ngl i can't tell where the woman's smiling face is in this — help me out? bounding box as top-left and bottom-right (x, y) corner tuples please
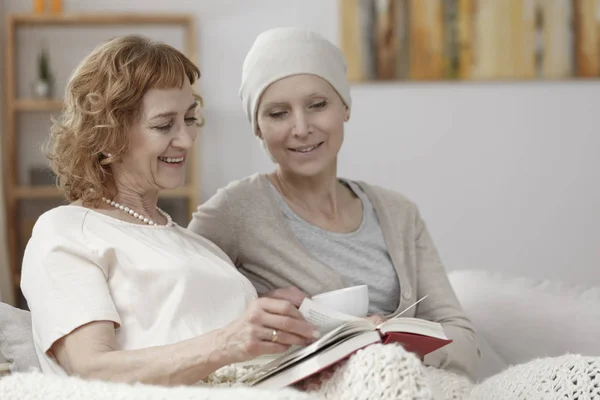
(256, 74), (349, 177)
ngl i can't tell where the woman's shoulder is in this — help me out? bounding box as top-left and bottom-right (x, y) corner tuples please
(33, 205), (93, 237)
(25, 205), (102, 262)
(218, 173), (266, 192)
(350, 179), (419, 212)
(209, 173), (271, 206)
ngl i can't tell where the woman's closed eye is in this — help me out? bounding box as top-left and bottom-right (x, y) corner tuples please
(268, 110), (287, 119)
(153, 123), (173, 132)
(310, 100), (327, 109)
(153, 117), (197, 132)
(184, 116), (198, 126)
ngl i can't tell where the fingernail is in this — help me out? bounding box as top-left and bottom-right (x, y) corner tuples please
(312, 330), (321, 339)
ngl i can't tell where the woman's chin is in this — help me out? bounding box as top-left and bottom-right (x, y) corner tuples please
(157, 180), (186, 192)
(280, 157), (335, 178)
(285, 164), (332, 178)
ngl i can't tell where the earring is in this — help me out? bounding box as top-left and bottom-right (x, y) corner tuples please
(107, 153), (113, 158)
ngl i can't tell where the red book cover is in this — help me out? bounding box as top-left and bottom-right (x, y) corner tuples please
(382, 332), (453, 359)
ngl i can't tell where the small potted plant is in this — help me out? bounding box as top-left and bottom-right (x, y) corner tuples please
(33, 46), (54, 98)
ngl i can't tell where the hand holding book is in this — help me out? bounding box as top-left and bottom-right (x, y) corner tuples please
(214, 297), (319, 366)
(238, 295), (452, 388)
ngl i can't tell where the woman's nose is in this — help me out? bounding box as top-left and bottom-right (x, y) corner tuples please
(173, 124), (196, 149)
(291, 111), (311, 137)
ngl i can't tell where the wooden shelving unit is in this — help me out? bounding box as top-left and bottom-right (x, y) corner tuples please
(3, 13), (200, 307)
(12, 185), (193, 199)
(13, 99), (63, 111)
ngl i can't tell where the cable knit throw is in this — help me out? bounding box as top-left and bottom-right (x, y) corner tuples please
(1, 346), (599, 400)
(0, 344), (450, 400)
(306, 344), (437, 400)
(196, 343), (445, 400)
(0, 371), (319, 400)
(468, 354), (600, 400)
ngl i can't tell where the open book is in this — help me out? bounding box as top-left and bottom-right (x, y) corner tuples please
(237, 297), (452, 389)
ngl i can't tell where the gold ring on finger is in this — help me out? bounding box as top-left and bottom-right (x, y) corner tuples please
(271, 329), (279, 343)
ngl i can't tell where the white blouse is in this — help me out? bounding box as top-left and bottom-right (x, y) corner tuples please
(21, 205), (258, 375)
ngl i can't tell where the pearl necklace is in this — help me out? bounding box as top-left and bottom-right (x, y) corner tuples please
(102, 197), (173, 226)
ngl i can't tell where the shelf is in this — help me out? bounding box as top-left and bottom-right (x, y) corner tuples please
(14, 186), (63, 199)
(13, 186), (193, 199)
(11, 13), (193, 26)
(14, 99), (63, 112)
(4, 12), (199, 307)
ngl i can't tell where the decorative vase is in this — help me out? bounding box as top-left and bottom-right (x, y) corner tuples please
(33, 80), (52, 99)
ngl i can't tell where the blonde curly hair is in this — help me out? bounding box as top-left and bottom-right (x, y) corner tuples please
(45, 34), (203, 206)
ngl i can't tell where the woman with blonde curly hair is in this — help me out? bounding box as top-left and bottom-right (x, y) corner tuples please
(20, 34), (320, 387)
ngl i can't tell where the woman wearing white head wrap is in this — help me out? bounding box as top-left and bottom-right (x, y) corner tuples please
(189, 27), (480, 396)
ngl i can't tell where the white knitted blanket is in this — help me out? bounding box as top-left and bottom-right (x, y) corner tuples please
(0, 344), (458, 400)
(0, 370), (318, 400)
(1, 345), (598, 400)
(468, 353), (600, 400)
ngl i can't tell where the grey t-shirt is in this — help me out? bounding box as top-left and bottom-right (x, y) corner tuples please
(269, 180), (401, 315)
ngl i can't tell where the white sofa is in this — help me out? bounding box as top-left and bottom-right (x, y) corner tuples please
(447, 269), (600, 382)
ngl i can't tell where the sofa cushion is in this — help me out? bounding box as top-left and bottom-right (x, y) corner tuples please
(449, 270), (600, 381)
(0, 302), (40, 373)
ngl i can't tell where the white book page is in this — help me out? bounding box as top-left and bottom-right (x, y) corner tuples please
(298, 298), (365, 334)
(383, 295), (429, 323)
(378, 317), (448, 339)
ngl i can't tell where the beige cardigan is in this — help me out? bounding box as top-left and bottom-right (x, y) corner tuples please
(188, 173), (480, 380)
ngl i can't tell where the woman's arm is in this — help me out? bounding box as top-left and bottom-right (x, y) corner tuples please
(413, 211), (481, 380)
(52, 298), (318, 386)
(52, 321), (225, 386)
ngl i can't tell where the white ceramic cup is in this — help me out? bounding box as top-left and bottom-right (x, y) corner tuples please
(311, 284), (369, 317)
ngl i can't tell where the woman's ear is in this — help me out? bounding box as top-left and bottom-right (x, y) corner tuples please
(344, 106), (350, 122)
(99, 152), (113, 166)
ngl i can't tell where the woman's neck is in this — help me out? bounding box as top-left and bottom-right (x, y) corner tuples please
(272, 166), (344, 219)
(111, 185), (163, 224)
